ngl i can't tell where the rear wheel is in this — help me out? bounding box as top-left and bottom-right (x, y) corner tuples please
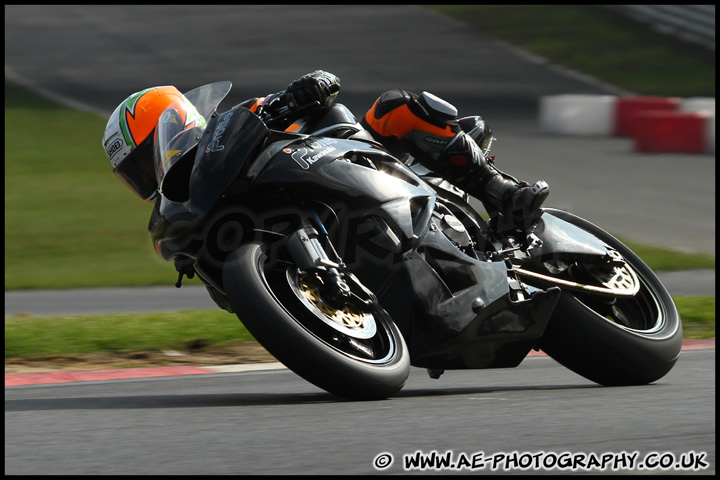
(532, 209), (683, 386)
(222, 241), (410, 400)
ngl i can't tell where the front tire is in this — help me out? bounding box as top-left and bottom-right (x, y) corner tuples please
(222, 241), (410, 400)
(537, 209), (683, 386)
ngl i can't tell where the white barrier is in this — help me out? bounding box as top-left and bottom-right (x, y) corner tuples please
(681, 97), (715, 153)
(680, 97), (715, 114)
(539, 94), (616, 136)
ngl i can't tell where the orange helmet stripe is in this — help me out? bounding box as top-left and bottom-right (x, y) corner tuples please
(121, 86), (184, 147)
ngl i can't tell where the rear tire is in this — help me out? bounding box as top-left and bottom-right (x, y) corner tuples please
(537, 209), (683, 386)
(223, 241), (410, 400)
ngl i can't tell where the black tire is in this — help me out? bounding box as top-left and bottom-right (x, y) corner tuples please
(222, 241), (410, 400)
(537, 208), (683, 386)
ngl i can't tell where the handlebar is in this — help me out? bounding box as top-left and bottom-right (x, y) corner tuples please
(264, 100), (323, 127)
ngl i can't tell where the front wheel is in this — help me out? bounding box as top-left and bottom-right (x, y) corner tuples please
(535, 209), (683, 386)
(222, 241), (410, 400)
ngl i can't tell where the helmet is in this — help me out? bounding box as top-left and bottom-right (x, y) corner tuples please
(102, 86), (188, 202)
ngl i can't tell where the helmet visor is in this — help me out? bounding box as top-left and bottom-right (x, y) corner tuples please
(113, 136), (157, 201)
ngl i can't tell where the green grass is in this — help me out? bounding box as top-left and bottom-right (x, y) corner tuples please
(4, 83), (197, 289)
(674, 297), (716, 339)
(5, 297), (714, 360)
(617, 238), (715, 271)
(430, 5), (715, 97)
(4, 310), (253, 359)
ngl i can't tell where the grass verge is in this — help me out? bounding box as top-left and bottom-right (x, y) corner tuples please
(616, 238), (714, 271)
(5, 297), (714, 361)
(4, 310), (252, 359)
(673, 297), (716, 339)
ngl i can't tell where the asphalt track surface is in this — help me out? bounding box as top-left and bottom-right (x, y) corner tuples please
(5, 5), (716, 475)
(5, 350), (715, 475)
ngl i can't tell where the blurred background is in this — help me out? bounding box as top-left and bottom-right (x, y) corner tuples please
(5, 5), (715, 290)
(5, 6), (714, 113)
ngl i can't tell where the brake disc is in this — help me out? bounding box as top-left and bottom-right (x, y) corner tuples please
(291, 271), (378, 339)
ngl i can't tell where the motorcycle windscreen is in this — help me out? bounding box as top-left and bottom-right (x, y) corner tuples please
(154, 82), (232, 188)
(182, 81), (231, 119)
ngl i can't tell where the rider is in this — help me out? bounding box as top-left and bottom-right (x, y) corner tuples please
(102, 70), (548, 229)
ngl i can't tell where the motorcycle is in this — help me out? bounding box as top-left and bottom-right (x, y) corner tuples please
(148, 81), (682, 400)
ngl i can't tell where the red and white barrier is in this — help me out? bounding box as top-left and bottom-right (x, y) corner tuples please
(539, 94), (715, 154)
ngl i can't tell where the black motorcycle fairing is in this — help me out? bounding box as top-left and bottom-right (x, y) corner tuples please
(150, 106), (268, 262)
(410, 223), (560, 368)
(189, 106), (269, 216)
(363, 216), (561, 370)
(251, 136), (438, 249)
(254, 103), (377, 175)
(524, 212), (616, 270)
(295, 103), (364, 137)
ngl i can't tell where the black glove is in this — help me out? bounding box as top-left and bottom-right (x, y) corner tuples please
(285, 71), (340, 111)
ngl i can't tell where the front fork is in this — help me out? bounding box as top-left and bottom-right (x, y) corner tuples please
(286, 220), (377, 313)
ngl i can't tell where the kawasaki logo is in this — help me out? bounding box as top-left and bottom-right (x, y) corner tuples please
(286, 138), (338, 169)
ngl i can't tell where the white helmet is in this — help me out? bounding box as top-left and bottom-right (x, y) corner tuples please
(102, 85), (194, 202)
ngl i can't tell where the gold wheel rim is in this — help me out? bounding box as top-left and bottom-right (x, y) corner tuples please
(294, 272), (377, 339)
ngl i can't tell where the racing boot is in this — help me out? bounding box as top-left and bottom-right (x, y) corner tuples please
(438, 130), (549, 232)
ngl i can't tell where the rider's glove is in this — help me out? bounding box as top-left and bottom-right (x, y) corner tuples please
(285, 71), (340, 111)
